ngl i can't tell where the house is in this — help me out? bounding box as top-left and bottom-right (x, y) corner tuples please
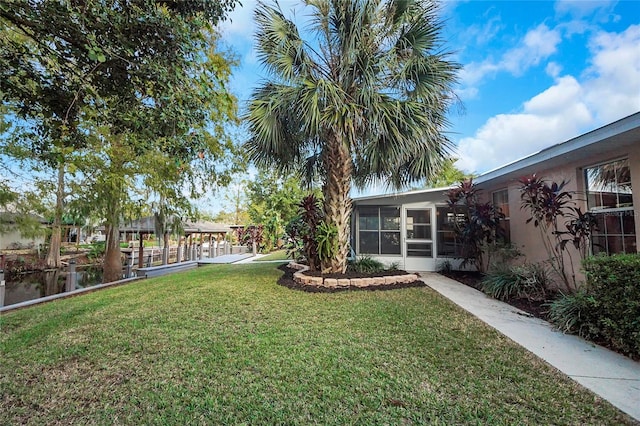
(0, 212), (48, 250)
(351, 112), (640, 272)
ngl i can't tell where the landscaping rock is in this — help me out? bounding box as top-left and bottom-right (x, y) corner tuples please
(324, 278), (337, 288)
(337, 279), (350, 288)
(277, 264), (426, 293)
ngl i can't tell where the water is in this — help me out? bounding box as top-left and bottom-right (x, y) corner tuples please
(3, 265), (105, 307)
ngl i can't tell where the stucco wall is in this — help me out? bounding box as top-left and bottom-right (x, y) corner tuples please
(479, 142), (639, 288)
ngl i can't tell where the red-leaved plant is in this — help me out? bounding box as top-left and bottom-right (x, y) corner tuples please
(518, 174), (597, 292)
(446, 179), (505, 273)
(236, 225), (264, 252)
(284, 194), (323, 271)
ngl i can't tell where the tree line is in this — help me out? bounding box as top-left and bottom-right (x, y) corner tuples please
(0, 0), (242, 282)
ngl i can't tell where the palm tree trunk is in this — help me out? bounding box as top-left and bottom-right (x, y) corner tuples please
(322, 135), (352, 273)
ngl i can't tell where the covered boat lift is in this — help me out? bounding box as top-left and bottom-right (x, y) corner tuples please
(117, 216), (239, 268)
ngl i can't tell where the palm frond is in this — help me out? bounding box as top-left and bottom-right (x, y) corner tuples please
(254, 2), (316, 82)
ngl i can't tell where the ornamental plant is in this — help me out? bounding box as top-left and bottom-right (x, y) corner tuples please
(548, 253), (640, 358)
(237, 225), (264, 252)
(518, 174), (598, 292)
(446, 179), (505, 273)
(284, 195), (323, 271)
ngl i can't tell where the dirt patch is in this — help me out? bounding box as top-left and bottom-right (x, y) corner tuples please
(277, 264), (426, 293)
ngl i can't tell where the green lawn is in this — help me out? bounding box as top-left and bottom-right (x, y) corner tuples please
(254, 249), (290, 261)
(0, 263), (632, 424)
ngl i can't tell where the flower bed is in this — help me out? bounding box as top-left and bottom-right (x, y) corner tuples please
(287, 261), (422, 291)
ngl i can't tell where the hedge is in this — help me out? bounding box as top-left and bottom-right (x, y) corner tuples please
(580, 253), (640, 358)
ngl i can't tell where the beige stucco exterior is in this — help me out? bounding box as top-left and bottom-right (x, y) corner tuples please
(475, 114), (639, 287)
(481, 144), (639, 253)
(478, 145), (638, 287)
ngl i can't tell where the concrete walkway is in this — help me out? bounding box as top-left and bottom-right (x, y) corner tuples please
(197, 254), (254, 264)
(420, 272), (640, 421)
(235, 254), (290, 264)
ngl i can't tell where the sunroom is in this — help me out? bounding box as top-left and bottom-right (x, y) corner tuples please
(351, 187), (462, 272)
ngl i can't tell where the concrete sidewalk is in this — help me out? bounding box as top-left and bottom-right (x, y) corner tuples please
(421, 272), (640, 422)
(197, 254), (254, 264)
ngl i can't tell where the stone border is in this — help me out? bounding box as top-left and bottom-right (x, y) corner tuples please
(289, 261), (419, 290)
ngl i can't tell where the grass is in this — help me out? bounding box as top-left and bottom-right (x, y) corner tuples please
(254, 249), (289, 261)
(0, 263), (633, 424)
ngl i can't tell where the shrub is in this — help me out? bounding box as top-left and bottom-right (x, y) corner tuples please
(518, 174), (597, 292)
(237, 225), (265, 252)
(547, 290), (595, 334)
(315, 221), (338, 266)
(481, 263), (549, 301)
(348, 256), (385, 274)
(87, 242), (106, 261)
(583, 254), (640, 357)
(436, 259), (453, 274)
(486, 242), (522, 273)
(385, 261), (400, 272)
(547, 254), (640, 358)
(284, 217), (306, 262)
(446, 179), (505, 273)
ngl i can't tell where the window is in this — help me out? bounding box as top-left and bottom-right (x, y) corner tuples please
(492, 189), (511, 242)
(405, 209), (431, 240)
(357, 206), (401, 255)
(436, 207), (465, 257)
(585, 158), (635, 254)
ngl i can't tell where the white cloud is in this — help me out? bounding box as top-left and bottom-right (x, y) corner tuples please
(545, 61), (562, 78)
(218, 2), (256, 39)
(455, 86), (479, 100)
(524, 75), (583, 114)
(503, 24), (562, 74)
(459, 61), (499, 88)
(554, 0), (620, 37)
(554, 0), (617, 20)
(458, 13), (505, 47)
(583, 24), (640, 123)
(455, 77), (591, 173)
(455, 24), (640, 175)
(460, 24), (561, 88)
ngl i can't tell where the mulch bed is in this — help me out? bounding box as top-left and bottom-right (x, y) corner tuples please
(277, 264), (426, 293)
(440, 270), (551, 321)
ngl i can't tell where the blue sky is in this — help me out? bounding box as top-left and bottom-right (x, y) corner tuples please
(218, 0), (640, 187)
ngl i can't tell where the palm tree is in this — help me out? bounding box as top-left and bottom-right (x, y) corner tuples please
(245, 0), (460, 273)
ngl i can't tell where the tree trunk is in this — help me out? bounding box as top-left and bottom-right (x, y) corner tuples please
(101, 139), (128, 283)
(45, 164), (65, 269)
(322, 134), (353, 273)
(103, 188), (122, 283)
(103, 222), (122, 283)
